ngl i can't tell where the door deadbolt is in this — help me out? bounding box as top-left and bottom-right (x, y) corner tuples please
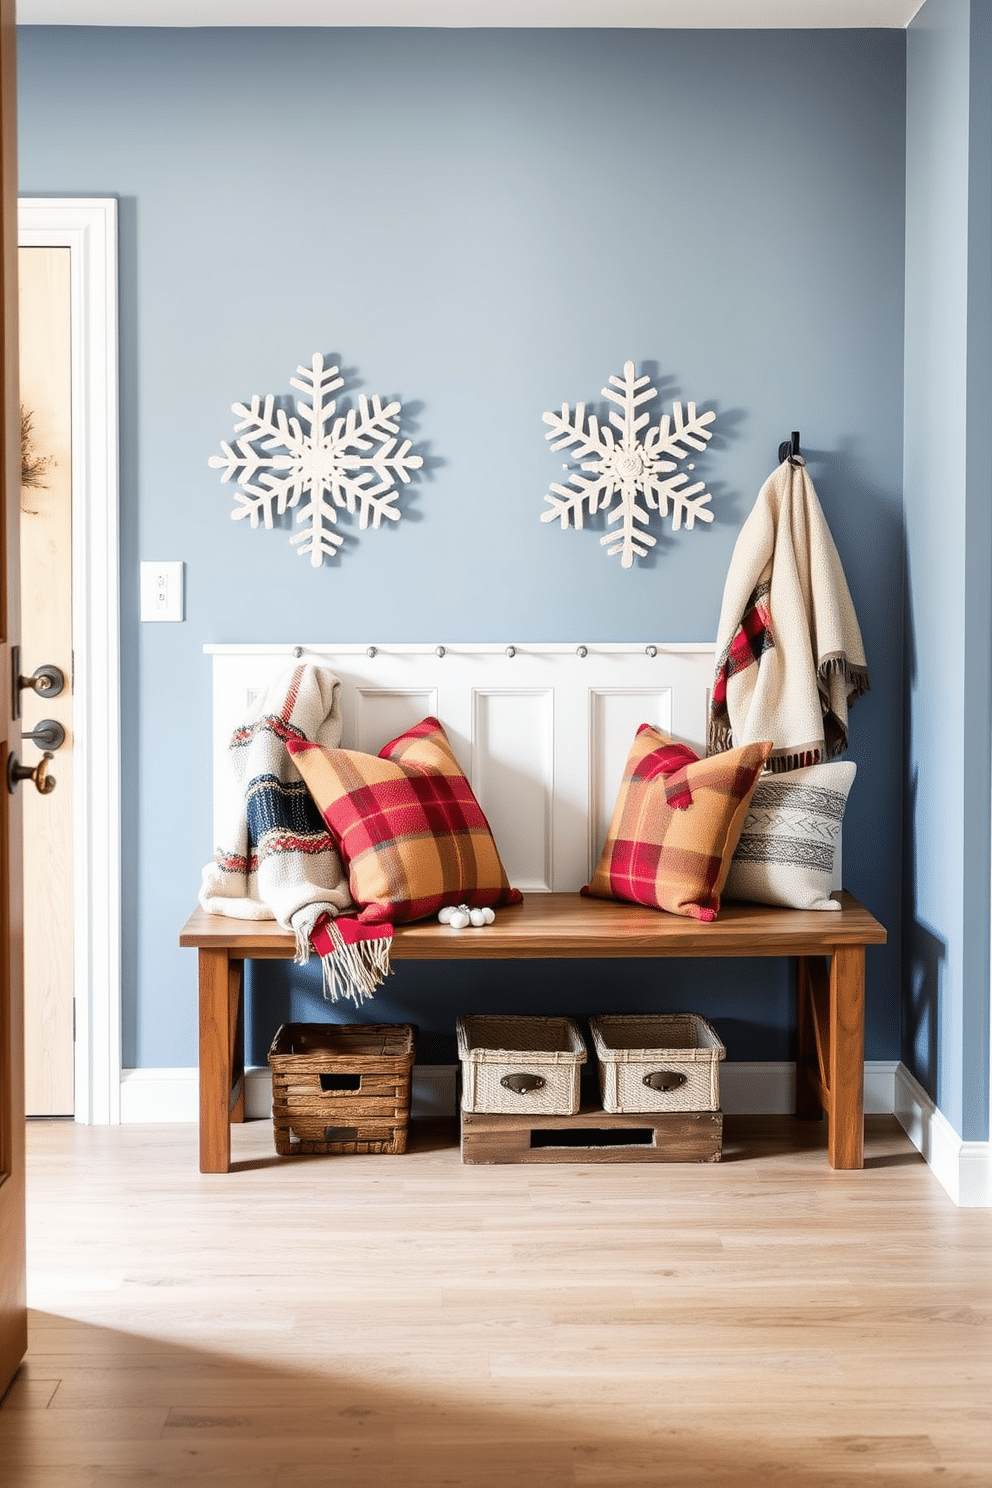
(18, 663), (66, 701)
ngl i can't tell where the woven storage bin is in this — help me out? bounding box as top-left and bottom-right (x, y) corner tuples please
(590, 1013), (725, 1114)
(457, 1014), (586, 1115)
(267, 1022), (416, 1156)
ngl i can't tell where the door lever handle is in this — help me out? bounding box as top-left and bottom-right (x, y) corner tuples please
(21, 719), (66, 751)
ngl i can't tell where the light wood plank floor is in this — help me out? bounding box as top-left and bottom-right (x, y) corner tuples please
(2, 1115), (991, 1486)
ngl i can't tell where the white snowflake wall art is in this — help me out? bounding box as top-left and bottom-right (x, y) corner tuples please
(540, 361), (717, 569)
(209, 353), (423, 567)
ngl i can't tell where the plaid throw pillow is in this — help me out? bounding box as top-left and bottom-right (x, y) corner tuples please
(582, 725), (772, 921)
(287, 717), (522, 926)
(723, 761), (856, 911)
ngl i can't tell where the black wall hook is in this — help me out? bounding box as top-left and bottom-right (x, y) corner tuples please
(778, 430), (802, 464)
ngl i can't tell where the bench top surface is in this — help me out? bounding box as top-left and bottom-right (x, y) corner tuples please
(180, 891), (886, 961)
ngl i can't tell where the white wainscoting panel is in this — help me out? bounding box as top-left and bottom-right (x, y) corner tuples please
(590, 688), (674, 875)
(205, 642), (716, 891)
(354, 688), (437, 755)
(472, 689), (554, 891)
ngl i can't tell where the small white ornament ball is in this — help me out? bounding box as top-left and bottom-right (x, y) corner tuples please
(438, 905), (455, 924)
(481, 907), (496, 925)
(469, 908), (487, 927)
(448, 908), (471, 929)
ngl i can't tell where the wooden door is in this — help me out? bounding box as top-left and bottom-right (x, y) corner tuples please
(0, 0), (27, 1397)
(18, 245), (74, 1116)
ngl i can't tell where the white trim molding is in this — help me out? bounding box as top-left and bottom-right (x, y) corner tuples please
(120, 1061), (900, 1125)
(895, 1064), (992, 1208)
(718, 1060), (899, 1117)
(19, 198), (121, 1125)
(14, 3), (928, 33)
(120, 1064), (457, 1125)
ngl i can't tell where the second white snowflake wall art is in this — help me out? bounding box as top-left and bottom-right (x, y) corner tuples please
(209, 353), (423, 567)
(540, 361), (717, 569)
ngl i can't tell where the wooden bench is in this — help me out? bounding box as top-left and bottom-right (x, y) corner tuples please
(180, 890), (886, 1175)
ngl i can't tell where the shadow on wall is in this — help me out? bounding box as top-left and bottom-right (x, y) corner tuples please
(245, 955), (794, 1069)
(812, 439), (903, 909)
(905, 910), (945, 1102)
(901, 522), (946, 1105)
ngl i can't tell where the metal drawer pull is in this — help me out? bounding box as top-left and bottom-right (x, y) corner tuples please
(643, 1070), (688, 1092)
(500, 1072), (545, 1094)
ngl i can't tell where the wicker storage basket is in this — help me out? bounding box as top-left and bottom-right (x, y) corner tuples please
(589, 1013), (725, 1114)
(267, 1022), (416, 1156)
(457, 1014), (587, 1115)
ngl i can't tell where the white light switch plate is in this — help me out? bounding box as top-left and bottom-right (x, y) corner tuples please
(140, 561), (184, 622)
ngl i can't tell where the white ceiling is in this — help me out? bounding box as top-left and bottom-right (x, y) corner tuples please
(15, 1), (926, 28)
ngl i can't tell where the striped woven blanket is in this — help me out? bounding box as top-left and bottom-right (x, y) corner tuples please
(198, 663), (356, 986)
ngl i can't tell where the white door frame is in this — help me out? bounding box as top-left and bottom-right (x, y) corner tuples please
(18, 198), (121, 1124)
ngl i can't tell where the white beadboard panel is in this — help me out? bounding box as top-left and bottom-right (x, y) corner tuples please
(205, 643), (717, 877)
(589, 688), (674, 879)
(354, 688), (437, 755)
(472, 689), (554, 891)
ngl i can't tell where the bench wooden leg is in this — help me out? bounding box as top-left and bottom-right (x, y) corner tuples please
(229, 959), (245, 1125)
(827, 943), (865, 1170)
(796, 957), (824, 1121)
(198, 948), (244, 1173)
(796, 949), (866, 1169)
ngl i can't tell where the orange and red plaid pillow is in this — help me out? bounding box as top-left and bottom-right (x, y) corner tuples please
(582, 725), (772, 921)
(287, 717), (522, 926)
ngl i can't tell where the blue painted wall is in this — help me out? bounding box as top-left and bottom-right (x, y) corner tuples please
(17, 27), (906, 1073)
(904, 0), (991, 1141)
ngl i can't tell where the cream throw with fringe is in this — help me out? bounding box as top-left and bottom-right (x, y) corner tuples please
(709, 459), (869, 772)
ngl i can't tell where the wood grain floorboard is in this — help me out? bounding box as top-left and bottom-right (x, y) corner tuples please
(1, 1114), (989, 1486)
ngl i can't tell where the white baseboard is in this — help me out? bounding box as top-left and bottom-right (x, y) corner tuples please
(119, 1064), (458, 1125)
(119, 1061), (898, 1124)
(894, 1064), (992, 1208)
(119, 1066), (200, 1123)
(717, 1059), (898, 1116)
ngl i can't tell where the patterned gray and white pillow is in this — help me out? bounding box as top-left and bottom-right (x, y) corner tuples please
(722, 761), (856, 912)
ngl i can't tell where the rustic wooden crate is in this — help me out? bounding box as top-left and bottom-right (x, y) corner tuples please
(461, 1105), (722, 1164)
(590, 1013), (726, 1113)
(267, 1022), (416, 1157)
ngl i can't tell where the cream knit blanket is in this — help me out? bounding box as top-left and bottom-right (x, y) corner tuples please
(709, 458), (869, 772)
(198, 663), (353, 965)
